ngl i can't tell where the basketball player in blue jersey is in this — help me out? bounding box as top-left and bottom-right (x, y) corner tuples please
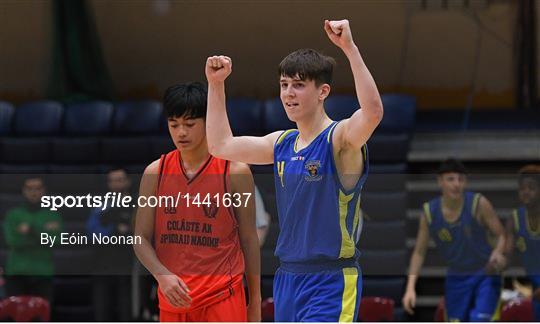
(403, 159), (507, 321)
(506, 165), (540, 321)
(205, 19), (383, 322)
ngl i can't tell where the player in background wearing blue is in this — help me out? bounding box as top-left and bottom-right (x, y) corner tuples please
(506, 165), (540, 321)
(403, 159), (507, 321)
(205, 19), (383, 322)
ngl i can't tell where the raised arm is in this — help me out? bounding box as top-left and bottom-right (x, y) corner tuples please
(324, 20), (383, 151)
(205, 56), (281, 165)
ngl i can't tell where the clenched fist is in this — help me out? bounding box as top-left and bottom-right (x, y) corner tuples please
(205, 55), (232, 84)
(324, 19), (355, 51)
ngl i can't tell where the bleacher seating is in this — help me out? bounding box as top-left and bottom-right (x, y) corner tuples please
(0, 101), (14, 135)
(358, 296), (395, 321)
(0, 296), (51, 321)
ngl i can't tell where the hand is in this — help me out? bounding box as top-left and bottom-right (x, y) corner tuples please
(205, 55), (232, 84)
(17, 223), (30, 234)
(247, 299), (261, 322)
(402, 289), (416, 315)
(44, 221), (60, 231)
(156, 273), (192, 308)
(534, 287), (540, 302)
(485, 251), (507, 274)
(324, 19), (355, 51)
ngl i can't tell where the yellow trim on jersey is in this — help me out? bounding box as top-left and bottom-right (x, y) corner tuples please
(352, 197), (361, 242)
(525, 209), (540, 236)
(293, 134), (301, 153)
(276, 129), (296, 146)
(277, 161), (285, 188)
(338, 190), (355, 258)
(339, 267), (358, 322)
(423, 202), (432, 225)
(326, 122), (339, 143)
(472, 193), (481, 217)
(512, 209), (520, 233)
(362, 145), (367, 161)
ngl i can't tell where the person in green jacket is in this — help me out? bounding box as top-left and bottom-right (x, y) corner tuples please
(3, 177), (62, 303)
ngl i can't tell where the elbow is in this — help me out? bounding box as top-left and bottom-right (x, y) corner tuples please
(370, 101), (384, 125)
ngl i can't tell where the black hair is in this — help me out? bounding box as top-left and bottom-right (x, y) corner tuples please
(278, 49), (336, 86)
(163, 82), (207, 119)
(518, 165), (540, 185)
(437, 158), (467, 175)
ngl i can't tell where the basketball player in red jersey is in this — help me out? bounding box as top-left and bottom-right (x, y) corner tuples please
(134, 82), (261, 322)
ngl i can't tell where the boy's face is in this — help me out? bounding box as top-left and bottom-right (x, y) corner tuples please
(22, 178), (45, 204)
(107, 169), (130, 193)
(437, 172), (466, 200)
(279, 75), (329, 122)
(519, 177), (540, 207)
(167, 116), (206, 152)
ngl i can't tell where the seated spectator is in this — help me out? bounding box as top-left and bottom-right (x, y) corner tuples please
(3, 177), (62, 304)
(86, 167), (135, 321)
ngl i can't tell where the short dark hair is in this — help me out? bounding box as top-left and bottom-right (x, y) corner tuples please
(163, 82), (207, 119)
(437, 158), (467, 175)
(518, 164), (540, 185)
(278, 49), (336, 86)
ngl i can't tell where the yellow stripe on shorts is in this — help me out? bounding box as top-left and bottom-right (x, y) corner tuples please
(339, 267), (358, 322)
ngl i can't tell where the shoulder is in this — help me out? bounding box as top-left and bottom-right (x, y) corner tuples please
(4, 207), (24, 220)
(274, 129), (298, 147)
(143, 158), (162, 175)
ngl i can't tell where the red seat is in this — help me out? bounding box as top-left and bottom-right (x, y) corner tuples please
(500, 298), (534, 322)
(359, 296), (394, 321)
(0, 296), (50, 322)
(261, 297), (274, 322)
(434, 297), (445, 322)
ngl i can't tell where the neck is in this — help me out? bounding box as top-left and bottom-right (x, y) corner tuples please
(179, 142), (209, 172)
(295, 105), (332, 142)
(441, 194), (463, 210)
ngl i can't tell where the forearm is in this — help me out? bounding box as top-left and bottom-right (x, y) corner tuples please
(133, 237), (171, 280)
(492, 234), (506, 255)
(343, 45), (383, 120)
(406, 251), (425, 291)
(241, 234), (261, 303)
(207, 82), (234, 157)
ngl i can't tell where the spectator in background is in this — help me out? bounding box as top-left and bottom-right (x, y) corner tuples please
(505, 164), (540, 321)
(86, 167), (135, 321)
(403, 159), (506, 321)
(254, 186), (271, 246)
(3, 177), (62, 304)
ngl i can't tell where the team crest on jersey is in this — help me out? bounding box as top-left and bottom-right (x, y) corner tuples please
(304, 160), (322, 181)
(164, 206), (177, 214)
(516, 236), (527, 252)
(202, 199), (219, 218)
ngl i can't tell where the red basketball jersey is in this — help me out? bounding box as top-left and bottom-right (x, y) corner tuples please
(154, 150), (245, 313)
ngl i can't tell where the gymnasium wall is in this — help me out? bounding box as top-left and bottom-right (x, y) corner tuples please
(0, 0), (521, 109)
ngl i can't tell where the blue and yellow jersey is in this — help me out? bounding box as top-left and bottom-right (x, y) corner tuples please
(273, 121), (368, 265)
(512, 207), (540, 284)
(423, 191), (492, 273)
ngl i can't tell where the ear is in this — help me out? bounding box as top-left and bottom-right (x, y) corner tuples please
(319, 84), (331, 101)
